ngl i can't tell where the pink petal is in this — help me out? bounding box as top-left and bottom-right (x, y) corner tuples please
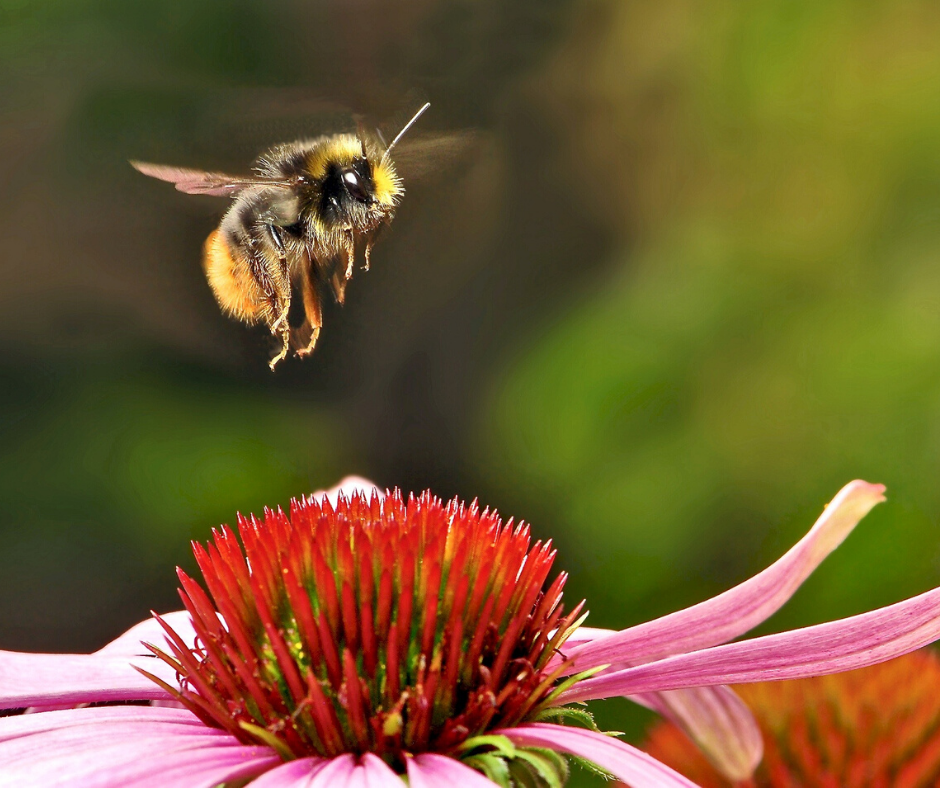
(0, 717), (278, 787)
(308, 754), (357, 786)
(0, 705), (206, 742)
(407, 754), (499, 788)
(564, 480), (886, 672)
(0, 649), (178, 709)
(95, 611), (198, 656)
(497, 723), (699, 788)
(632, 687), (761, 782)
(249, 757), (330, 787)
(562, 584), (940, 702)
(348, 754), (405, 788)
(561, 626), (618, 648)
(114, 749), (280, 788)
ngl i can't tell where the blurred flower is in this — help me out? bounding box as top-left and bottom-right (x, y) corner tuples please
(642, 648), (940, 787)
(2, 478), (940, 787)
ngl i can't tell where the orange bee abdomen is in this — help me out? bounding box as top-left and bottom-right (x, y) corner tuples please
(202, 229), (264, 323)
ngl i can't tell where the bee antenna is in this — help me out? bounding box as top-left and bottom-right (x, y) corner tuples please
(381, 102), (430, 165)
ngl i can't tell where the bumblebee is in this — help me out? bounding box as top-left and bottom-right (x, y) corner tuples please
(133, 103), (430, 369)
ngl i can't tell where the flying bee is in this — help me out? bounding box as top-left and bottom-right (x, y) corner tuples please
(132, 103), (430, 369)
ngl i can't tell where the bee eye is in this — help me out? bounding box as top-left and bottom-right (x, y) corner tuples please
(342, 170), (368, 202)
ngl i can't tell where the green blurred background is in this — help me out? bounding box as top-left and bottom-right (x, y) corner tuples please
(2, 0), (940, 780)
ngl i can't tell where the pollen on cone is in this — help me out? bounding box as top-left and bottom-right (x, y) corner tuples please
(148, 488), (583, 771)
(641, 649), (940, 788)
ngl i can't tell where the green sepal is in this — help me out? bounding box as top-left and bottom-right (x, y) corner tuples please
(538, 663), (608, 709)
(463, 753), (514, 788)
(512, 747), (568, 788)
(237, 721), (295, 761)
(458, 733), (518, 759)
(508, 760), (539, 788)
(567, 753), (616, 781)
(530, 705), (600, 731)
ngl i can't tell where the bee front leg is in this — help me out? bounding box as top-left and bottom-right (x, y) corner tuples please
(363, 222), (387, 272)
(343, 230), (355, 280)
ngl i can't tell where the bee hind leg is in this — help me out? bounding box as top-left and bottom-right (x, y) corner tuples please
(295, 258), (323, 358)
(270, 303), (290, 334)
(266, 224), (291, 334)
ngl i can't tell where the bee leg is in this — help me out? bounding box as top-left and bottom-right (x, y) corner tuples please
(330, 268), (348, 305)
(266, 224), (291, 333)
(269, 327), (290, 370)
(363, 223), (386, 272)
(343, 230), (355, 280)
(296, 259), (323, 358)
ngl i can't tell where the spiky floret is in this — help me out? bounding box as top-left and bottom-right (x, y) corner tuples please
(142, 490), (586, 774)
(643, 649), (940, 787)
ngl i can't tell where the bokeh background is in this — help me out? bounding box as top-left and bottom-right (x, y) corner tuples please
(2, 0), (940, 783)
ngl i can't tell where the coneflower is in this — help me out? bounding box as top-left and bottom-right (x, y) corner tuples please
(643, 648), (940, 787)
(3, 477), (940, 787)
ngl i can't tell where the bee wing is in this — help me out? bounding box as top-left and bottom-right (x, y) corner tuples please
(130, 161), (293, 197)
(387, 130), (481, 181)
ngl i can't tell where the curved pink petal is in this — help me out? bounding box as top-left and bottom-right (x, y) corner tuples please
(497, 723), (699, 788)
(95, 610), (198, 656)
(249, 757), (330, 787)
(564, 480), (886, 672)
(562, 584), (940, 702)
(632, 687), (761, 782)
(0, 649), (177, 709)
(0, 717), (278, 787)
(407, 753), (499, 788)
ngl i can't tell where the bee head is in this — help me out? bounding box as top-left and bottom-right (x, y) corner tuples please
(318, 147), (401, 228)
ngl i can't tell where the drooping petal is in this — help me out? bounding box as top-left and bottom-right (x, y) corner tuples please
(0, 716), (279, 787)
(249, 757), (330, 787)
(564, 480), (885, 672)
(406, 754), (499, 788)
(632, 687), (762, 782)
(497, 723), (699, 788)
(559, 628), (760, 779)
(561, 584), (940, 702)
(95, 610), (198, 656)
(0, 650), (176, 709)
